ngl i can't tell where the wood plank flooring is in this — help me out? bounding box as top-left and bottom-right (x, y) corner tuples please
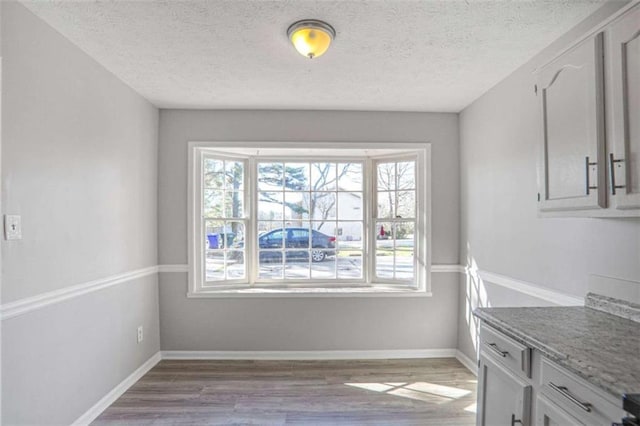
(92, 358), (477, 425)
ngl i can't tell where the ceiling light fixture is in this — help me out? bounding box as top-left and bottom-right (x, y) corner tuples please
(287, 19), (336, 59)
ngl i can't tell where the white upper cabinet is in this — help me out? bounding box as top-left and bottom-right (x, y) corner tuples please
(535, 3), (640, 217)
(607, 4), (640, 210)
(536, 33), (607, 212)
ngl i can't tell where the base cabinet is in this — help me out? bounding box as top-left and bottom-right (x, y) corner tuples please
(477, 355), (532, 426)
(477, 324), (624, 426)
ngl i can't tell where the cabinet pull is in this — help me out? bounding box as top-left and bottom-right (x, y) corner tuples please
(486, 342), (509, 358)
(585, 156), (598, 195)
(609, 153), (626, 195)
(549, 382), (592, 412)
(511, 414), (523, 425)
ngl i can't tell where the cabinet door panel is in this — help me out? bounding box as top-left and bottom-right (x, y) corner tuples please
(609, 4), (640, 209)
(537, 33), (606, 212)
(477, 355), (532, 426)
(536, 395), (584, 426)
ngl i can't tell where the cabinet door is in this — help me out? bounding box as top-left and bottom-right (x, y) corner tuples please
(608, 4), (640, 209)
(536, 395), (584, 426)
(536, 32), (606, 212)
(477, 354), (532, 426)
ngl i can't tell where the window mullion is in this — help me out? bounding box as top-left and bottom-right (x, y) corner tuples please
(247, 157), (258, 286)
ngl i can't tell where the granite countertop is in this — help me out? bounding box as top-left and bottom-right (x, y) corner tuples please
(473, 295), (640, 401)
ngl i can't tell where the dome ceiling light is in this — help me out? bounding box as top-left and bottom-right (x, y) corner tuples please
(287, 19), (336, 59)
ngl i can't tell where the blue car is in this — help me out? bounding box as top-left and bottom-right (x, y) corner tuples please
(231, 227), (336, 262)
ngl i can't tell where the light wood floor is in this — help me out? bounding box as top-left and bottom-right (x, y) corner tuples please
(92, 358), (477, 425)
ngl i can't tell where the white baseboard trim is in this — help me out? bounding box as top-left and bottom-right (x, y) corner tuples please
(72, 351), (161, 426)
(474, 269), (583, 306)
(455, 350), (478, 376)
(161, 348), (458, 361)
(1, 266), (159, 321)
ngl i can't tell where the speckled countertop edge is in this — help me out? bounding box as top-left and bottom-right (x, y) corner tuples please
(473, 305), (640, 402)
(586, 292), (640, 323)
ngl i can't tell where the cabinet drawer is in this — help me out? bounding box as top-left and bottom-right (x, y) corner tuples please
(540, 358), (623, 424)
(480, 324), (532, 378)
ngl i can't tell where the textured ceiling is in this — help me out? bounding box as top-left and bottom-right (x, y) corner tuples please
(21, 0), (606, 112)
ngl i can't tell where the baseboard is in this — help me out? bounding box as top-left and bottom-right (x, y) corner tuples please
(455, 350), (478, 376)
(72, 351), (161, 426)
(161, 348), (458, 360)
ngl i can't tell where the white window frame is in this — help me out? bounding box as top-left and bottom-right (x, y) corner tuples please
(188, 141), (431, 297)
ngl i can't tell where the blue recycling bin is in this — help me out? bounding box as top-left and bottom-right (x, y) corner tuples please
(207, 234), (219, 249)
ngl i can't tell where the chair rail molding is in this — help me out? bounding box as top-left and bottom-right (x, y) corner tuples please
(1, 263), (584, 320)
(0, 266), (159, 320)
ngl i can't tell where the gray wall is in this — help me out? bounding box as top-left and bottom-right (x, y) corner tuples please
(1, 2), (160, 424)
(457, 1), (640, 361)
(158, 110), (461, 351)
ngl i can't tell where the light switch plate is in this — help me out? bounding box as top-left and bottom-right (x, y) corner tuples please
(4, 215), (22, 240)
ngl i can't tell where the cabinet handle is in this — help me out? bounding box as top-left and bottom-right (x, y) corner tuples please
(609, 153), (626, 195)
(549, 382), (592, 412)
(585, 156), (598, 195)
(511, 414), (523, 425)
(486, 342), (509, 358)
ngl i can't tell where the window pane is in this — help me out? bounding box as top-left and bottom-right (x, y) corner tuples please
(205, 251), (225, 281)
(258, 162), (283, 191)
(377, 191), (395, 219)
(337, 192), (362, 220)
(258, 192), (283, 220)
(285, 251), (310, 279)
(377, 162), (396, 191)
(375, 221), (394, 279)
(284, 192), (310, 221)
(397, 161), (416, 190)
(336, 222), (362, 250)
(394, 222), (415, 279)
(310, 192), (336, 220)
(205, 220), (225, 249)
(225, 221), (245, 249)
(203, 190), (223, 218)
(338, 163), (362, 191)
(338, 251), (362, 279)
(224, 191), (244, 218)
(284, 162), (310, 191)
(311, 250), (336, 278)
(258, 226), (284, 249)
(286, 226), (310, 249)
(311, 163), (337, 191)
(227, 251), (245, 280)
(396, 191), (416, 219)
(204, 158), (225, 190)
(225, 160), (245, 191)
(259, 251), (283, 279)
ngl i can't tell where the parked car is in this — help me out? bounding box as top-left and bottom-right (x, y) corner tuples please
(231, 227), (336, 262)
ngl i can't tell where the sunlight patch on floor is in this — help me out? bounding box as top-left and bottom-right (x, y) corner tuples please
(344, 381), (472, 405)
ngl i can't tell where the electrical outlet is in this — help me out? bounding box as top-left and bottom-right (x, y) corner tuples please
(137, 326), (144, 343)
(4, 215), (22, 240)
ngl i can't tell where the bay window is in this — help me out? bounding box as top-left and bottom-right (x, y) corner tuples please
(188, 142), (431, 295)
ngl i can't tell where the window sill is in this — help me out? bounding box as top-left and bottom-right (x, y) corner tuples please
(187, 286), (432, 298)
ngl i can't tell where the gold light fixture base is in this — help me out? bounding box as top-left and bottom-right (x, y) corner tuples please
(287, 19), (336, 59)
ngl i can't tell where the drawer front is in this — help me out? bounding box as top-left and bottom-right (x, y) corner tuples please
(480, 324), (532, 378)
(540, 358), (624, 424)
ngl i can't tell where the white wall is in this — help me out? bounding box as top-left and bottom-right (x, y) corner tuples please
(457, 1), (640, 361)
(1, 2), (160, 424)
(158, 110), (461, 351)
